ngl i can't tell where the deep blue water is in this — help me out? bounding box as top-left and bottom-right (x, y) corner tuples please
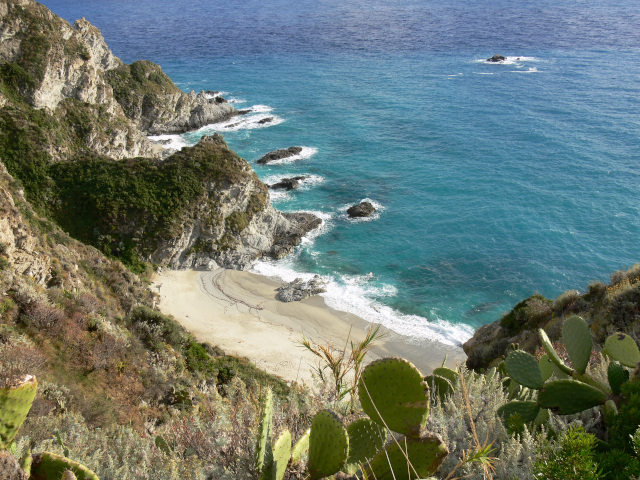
(43, 0), (640, 345)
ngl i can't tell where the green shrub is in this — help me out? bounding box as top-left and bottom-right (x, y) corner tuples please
(184, 341), (216, 376)
(533, 425), (602, 480)
(126, 305), (190, 351)
(607, 381), (640, 453)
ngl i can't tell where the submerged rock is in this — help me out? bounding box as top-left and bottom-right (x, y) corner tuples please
(487, 54), (507, 62)
(269, 176), (309, 190)
(347, 201), (376, 218)
(257, 147), (303, 164)
(276, 275), (327, 302)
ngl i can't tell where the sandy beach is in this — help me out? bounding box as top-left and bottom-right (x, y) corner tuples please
(153, 268), (466, 388)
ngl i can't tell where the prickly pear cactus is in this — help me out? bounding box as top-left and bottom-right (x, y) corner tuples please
(0, 375), (38, 450)
(562, 316), (592, 375)
(539, 329), (572, 375)
(358, 358), (429, 437)
(255, 388), (274, 474)
(497, 400), (540, 426)
(61, 470), (78, 480)
(604, 333), (640, 368)
(290, 428), (310, 464)
(608, 361), (629, 396)
(537, 380), (607, 415)
(308, 410), (349, 479)
(344, 418), (387, 474)
(505, 350), (543, 389)
(432, 367), (459, 386)
(539, 354), (554, 382)
(30, 452), (99, 480)
(270, 430), (291, 480)
(425, 375), (454, 403)
(19, 449), (31, 478)
(364, 432), (448, 480)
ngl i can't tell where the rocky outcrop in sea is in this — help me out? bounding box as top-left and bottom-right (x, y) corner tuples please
(347, 201), (376, 218)
(257, 147), (303, 164)
(269, 176), (309, 190)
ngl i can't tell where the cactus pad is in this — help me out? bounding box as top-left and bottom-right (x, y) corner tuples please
(308, 410), (349, 479)
(425, 375), (454, 402)
(432, 367), (459, 386)
(537, 380), (607, 415)
(255, 388), (274, 473)
(608, 361), (629, 395)
(539, 329), (572, 374)
(562, 316), (592, 374)
(62, 471), (78, 480)
(533, 407), (550, 426)
(30, 452), (99, 480)
(358, 358), (429, 437)
(539, 354), (554, 382)
(344, 418), (387, 474)
(364, 432), (448, 480)
(505, 350), (543, 389)
(604, 333), (640, 368)
(0, 375), (38, 450)
(497, 401), (540, 426)
(291, 428), (310, 464)
(271, 430), (291, 480)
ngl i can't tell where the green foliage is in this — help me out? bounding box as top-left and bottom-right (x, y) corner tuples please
(126, 305), (190, 351)
(183, 342), (216, 376)
(533, 425), (602, 480)
(31, 451), (99, 480)
(595, 448), (640, 480)
(499, 294), (552, 334)
(603, 333), (640, 368)
(344, 418), (387, 474)
(607, 381), (640, 453)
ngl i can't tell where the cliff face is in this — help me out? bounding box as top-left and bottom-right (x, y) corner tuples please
(0, 0), (319, 271)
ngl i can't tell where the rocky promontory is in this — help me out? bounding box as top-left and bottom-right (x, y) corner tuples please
(257, 147), (303, 164)
(0, 0), (320, 272)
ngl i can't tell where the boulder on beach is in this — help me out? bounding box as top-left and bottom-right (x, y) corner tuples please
(347, 201), (376, 218)
(276, 275), (327, 302)
(257, 146), (303, 164)
(269, 176), (309, 190)
(487, 54), (507, 62)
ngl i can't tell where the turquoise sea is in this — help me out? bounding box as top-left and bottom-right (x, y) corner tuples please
(43, 0), (640, 346)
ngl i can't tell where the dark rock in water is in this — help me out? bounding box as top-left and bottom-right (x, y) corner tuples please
(487, 54), (507, 62)
(347, 201), (376, 218)
(258, 117), (274, 124)
(237, 109), (252, 115)
(257, 146), (303, 164)
(276, 275), (327, 302)
(269, 176), (309, 190)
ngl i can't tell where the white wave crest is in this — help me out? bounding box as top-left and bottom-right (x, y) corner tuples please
(476, 55), (539, 65)
(204, 91), (228, 99)
(195, 113), (285, 134)
(147, 134), (189, 150)
(511, 67), (539, 73)
(250, 104), (274, 113)
(227, 98), (247, 104)
(250, 261), (474, 346)
(262, 174), (325, 189)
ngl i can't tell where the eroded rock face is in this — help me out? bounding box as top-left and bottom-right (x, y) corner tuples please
(147, 136), (321, 270)
(347, 201), (376, 218)
(257, 147), (303, 164)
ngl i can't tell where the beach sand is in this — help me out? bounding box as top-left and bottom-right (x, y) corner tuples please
(153, 268), (466, 388)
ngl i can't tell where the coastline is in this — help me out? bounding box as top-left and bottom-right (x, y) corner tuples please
(152, 268), (466, 387)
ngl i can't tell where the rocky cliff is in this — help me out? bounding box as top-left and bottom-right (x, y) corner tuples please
(463, 266), (640, 370)
(0, 0), (320, 271)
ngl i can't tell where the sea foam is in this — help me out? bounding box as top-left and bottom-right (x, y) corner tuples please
(148, 134), (189, 150)
(251, 258), (475, 347)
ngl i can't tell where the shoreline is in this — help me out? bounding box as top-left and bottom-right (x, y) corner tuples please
(152, 268), (466, 387)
